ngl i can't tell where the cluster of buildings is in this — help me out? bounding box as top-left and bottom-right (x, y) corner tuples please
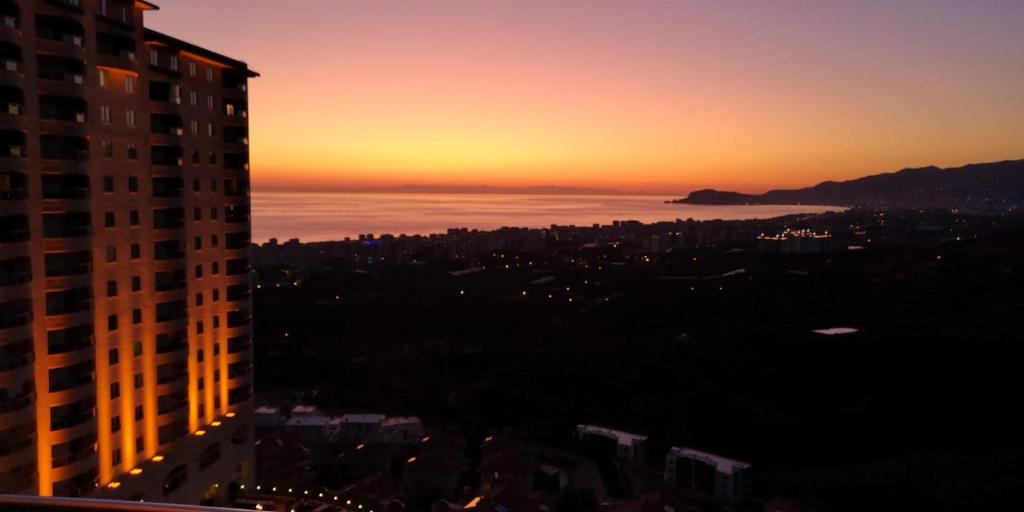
(1, 0), (255, 505)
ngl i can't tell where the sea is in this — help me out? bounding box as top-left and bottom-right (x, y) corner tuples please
(250, 192), (841, 243)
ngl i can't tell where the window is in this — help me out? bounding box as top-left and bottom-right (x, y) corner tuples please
(170, 55), (178, 71)
(134, 404), (143, 420)
(191, 150), (200, 164)
(210, 208), (219, 220)
(210, 179), (217, 192)
(108, 314), (118, 331)
(150, 49), (159, 65)
(189, 90), (198, 106)
(212, 289), (220, 302)
(105, 246), (117, 263)
(134, 374), (143, 390)
(106, 280), (117, 297)
(128, 176), (138, 192)
(112, 449), (121, 466)
(206, 67), (214, 81)
(190, 120), (198, 135)
(196, 321), (204, 335)
(207, 95), (214, 109)
(193, 179), (200, 192)
(127, 144), (138, 159)
(211, 235), (219, 247)
(125, 109), (136, 127)
(108, 348), (119, 365)
(125, 76), (135, 93)
(212, 262), (219, 275)
(194, 236), (202, 250)
(131, 276), (141, 292)
(194, 265), (203, 278)
(104, 212), (115, 228)
(102, 141), (113, 158)
(99, 69), (109, 86)
(111, 415), (121, 433)
(130, 210), (139, 226)
(133, 341), (142, 357)
(193, 207), (201, 221)
(104, 176), (114, 192)
(213, 315), (220, 328)
(195, 293), (203, 306)
(207, 122), (214, 137)
(130, 243), (140, 259)
(100, 105), (111, 124)
(208, 151), (216, 165)
(110, 382), (120, 399)
(188, 61), (196, 76)
(132, 309), (142, 324)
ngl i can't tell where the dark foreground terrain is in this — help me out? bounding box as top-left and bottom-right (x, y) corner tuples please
(251, 209), (1024, 511)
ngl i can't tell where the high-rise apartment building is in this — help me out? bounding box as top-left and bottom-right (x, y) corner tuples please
(1, 0), (255, 505)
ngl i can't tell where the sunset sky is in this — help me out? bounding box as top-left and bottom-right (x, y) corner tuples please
(149, 1), (1024, 194)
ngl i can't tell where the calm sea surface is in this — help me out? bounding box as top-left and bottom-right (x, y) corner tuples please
(251, 192), (841, 243)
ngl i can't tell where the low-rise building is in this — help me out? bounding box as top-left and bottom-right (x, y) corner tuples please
(663, 447), (750, 500)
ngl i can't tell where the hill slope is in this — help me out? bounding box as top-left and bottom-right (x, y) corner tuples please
(673, 160), (1024, 210)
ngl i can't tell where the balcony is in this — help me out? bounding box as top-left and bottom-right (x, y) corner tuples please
(224, 152), (249, 171)
(153, 208), (185, 230)
(223, 125), (248, 146)
(226, 310), (252, 328)
(0, 171), (27, 200)
(97, 0), (135, 29)
(1, 1), (19, 32)
(0, 214), (28, 243)
(0, 85), (24, 124)
(44, 250), (91, 278)
(223, 98), (248, 121)
(151, 145), (183, 168)
(48, 359), (94, 393)
(43, 211), (90, 238)
(0, 337), (32, 371)
(156, 361), (187, 385)
(155, 299), (187, 323)
(45, 286), (92, 316)
(50, 432), (96, 469)
(0, 378), (33, 414)
(0, 422), (36, 459)
(153, 176), (184, 198)
(154, 240), (185, 261)
(40, 93), (87, 124)
(224, 205), (250, 224)
(0, 129), (25, 158)
(155, 330), (187, 354)
(227, 360), (252, 380)
(225, 258), (250, 276)
(40, 134), (88, 161)
(0, 256), (30, 287)
(97, 31), (136, 67)
(149, 80), (181, 104)
(157, 389), (187, 416)
(151, 113), (183, 136)
(155, 269), (186, 292)
(0, 40), (21, 76)
(46, 323), (93, 354)
(49, 395), (96, 431)
(37, 54), (85, 88)
(0, 298), (32, 329)
(42, 173), (89, 200)
(35, 14), (86, 51)
(227, 335), (251, 354)
(222, 68), (248, 93)
(226, 283), (251, 302)
(225, 231), (251, 250)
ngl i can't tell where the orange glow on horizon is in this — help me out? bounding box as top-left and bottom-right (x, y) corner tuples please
(149, 1), (1024, 194)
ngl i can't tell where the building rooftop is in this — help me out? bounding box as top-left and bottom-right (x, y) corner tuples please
(576, 424), (648, 446)
(668, 447), (750, 474)
(813, 327), (859, 336)
(339, 413), (386, 424)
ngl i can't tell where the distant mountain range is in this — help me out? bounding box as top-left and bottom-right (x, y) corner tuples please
(671, 159), (1024, 210)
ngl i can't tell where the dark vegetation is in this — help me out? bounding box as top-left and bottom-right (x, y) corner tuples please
(253, 209), (1024, 511)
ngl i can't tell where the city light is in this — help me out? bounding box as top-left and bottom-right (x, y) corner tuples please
(129, 468), (143, 476)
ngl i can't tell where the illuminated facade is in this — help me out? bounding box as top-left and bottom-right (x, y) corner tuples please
(1, 0), (255, 504)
